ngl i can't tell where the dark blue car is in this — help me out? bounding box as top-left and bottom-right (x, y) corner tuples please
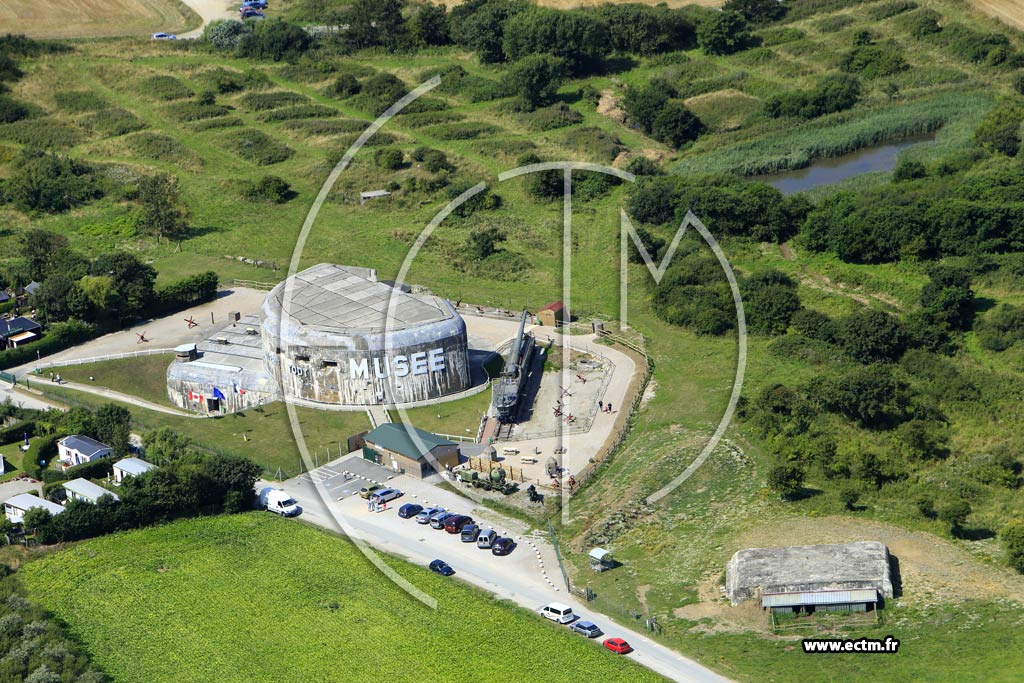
(398, 503), (423, 519)
(429, 559), (455, 576)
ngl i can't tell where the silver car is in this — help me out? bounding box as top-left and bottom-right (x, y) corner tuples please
(416, 507), (444, 524)
(476, 529), (498, 549)
(430, 511), (457, 529)
(370, 488), (403, 504)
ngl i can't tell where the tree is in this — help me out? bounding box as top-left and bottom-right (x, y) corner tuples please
(828, 364), (909, 428)
(202, 454), (263, 504)
(921, 265), (974, 331)
(21, 508), (56, 544)
(501, 7), (610, 74)
(410, 3), (451, 46)
(204, 19), (252, 49)
(501, 54), (566, 111)
(90, 252), (157, 322)
(838, 309), (908, 363)
(743, 271), (801, 336)
(238, 19), (313, 61)
(19, 229), (69, 281)
(697, 11), (753, 56)
(374, 148), (404, 170)
(839, 488), (861, 511)
(336, 0), (408, 52)
(595, 4), (695, 54)
(791, 308), (839, 343)
(651, 101), (706, 149)
(455, 0), (526, 63)
(31, 274), (93, 324)
(142, 427), (194, 465)
(938, 499), (971, 537)
(767, 462), (805, 500)
(135, 173), (189, 240)
(1001, 521), (1024, 573)
(724, 0), (788, 24)
(466, 226), (506, 260)
(93, 404), (131, 457)
(975, 98), (1024, 157)
(622, 82), (672, 133)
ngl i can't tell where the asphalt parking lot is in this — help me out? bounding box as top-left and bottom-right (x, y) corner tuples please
(297, 454), (401, 500)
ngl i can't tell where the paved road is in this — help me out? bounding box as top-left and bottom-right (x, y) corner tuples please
(276, 457), (732, 683)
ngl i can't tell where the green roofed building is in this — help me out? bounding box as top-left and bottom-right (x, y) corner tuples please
(362, 423), (459, 479)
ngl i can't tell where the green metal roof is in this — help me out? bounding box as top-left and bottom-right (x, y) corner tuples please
(364, 423), (456, 460)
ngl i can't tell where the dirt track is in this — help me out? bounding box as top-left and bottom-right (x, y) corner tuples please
(970, 0), (1024, 29)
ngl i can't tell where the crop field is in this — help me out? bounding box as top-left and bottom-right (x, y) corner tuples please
(18, 514), (666, 683)
(970, 0), (1024, 29)
(0, 0), (200, 39)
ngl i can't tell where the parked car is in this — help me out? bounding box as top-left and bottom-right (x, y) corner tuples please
(151, 32), (177, 40)
(398, 503), (423, 519)
(241, 0), (267, 7)
(476, 529), (498, 549)
(444, 515), (473, 533)
(416, 506), (444, 524)
(460, 524), (480, 542)
(429, 559), (455, 576)
(539, 602), (576, 624)
(256, 486), (300, 517)
(571, 621), (603, 638)
(430, 511), (457, 529)
(240, 9), (265, 19)
(603, 637), (632, 654)
(358, 485), (382, 499)
(370, 488), (403, 504)
(491, 537), (516, 556)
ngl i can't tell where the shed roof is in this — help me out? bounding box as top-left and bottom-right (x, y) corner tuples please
(4, 493), (64, 515)
(589, 548), (613, 562)
(0, 316), (41, 338)
(24, 282), (41, 295)
(365, 423), (456, 460)
(761, 589), (878, 608)
(113, 457), (156, 476)
(59, 435), (111, 457)
(540, 301), (565, 312)
(62, 478), (119, 502)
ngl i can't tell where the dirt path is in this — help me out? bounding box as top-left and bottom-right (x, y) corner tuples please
(178, 0), (236, 38)
(970, 0), (1024, 29)
(772, 242), (903, 310)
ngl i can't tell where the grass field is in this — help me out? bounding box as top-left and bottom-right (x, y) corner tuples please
(0, 0), (200, 39)
(18, 513), (666, 683)
(56, 354), (177, 407)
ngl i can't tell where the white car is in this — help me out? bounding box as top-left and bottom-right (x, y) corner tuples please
(151, 32), (177, 40)
(539, 602), (576, 624)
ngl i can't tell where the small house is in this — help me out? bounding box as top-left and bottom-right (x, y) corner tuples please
(537, 301), (568, 327)
(362, 423), (458, 479)
(57, 435), (113, 470)
(3, 493), (64, 525)
(62, 478), (119, 504)
(112, 457), (156, 484)
(0, 316), (42, 349)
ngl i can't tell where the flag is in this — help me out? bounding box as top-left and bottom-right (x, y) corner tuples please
(233, 383), (246, 395)
(213, 387), (226, 401)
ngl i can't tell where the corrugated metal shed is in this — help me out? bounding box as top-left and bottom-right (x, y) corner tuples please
(761, 589), (878, 608)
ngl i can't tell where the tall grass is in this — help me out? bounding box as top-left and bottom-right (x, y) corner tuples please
(675, 91), (991, 176)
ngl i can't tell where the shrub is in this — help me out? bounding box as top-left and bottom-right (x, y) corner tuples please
(238, 91), (309, 111)
(395, 110), (465, 128)
(501, 54), (565, 110)
(3, 149), (99, 213)
(154, 271), (219, 314)
(838, 308), (908, 362)
(501, 8), (610, 74)
(759, 27), (805, 46)
(623, 80), (673, 133)
(840, 44), (907, 79)
(164, 102), (230, 122)
(767, 462), (805, 499)
(84, 108), (146, 136)
(562, 127), (624, 163)
(651, 101), (706, 149)
(839, 488), (861, 510)
(281, 119), (367, 136)
(724, 0), (787, 24)
(974, 99), (1024, 156)
(125, 133), (187, 163)
(868, 0), (917, 19)
(814, 15), (855, 33)
(520, 102), (582, 131)
(241, 175), (291, 203)
(791, 308), (839, 343)
(140, 75), (193, 101)
(324, 74), (361, 98)
(238, 19), (313, 62)
(938, 499), (971, 536)
(195, 66), (265, 93)
(256, 104), (338, 122)
(421, 122), (499, 140)
(899, 8), (942, 38)
(698, 11), (754, 55)
(893, 160), (926, 181)
(1002, 521), (1024, 573)
(0, 319), (95, 370)
(374, 147), (404, 170)
(420, 149), (453, 173)
(220, 129), (293, 165)
(743, 270), (801, 336)
(595, 3), (695, 54)
(204, 19), (252, 49)
(624, 157), (663, 176)
(347, 73), (408, 115)
(53, 90), (107, 112)
(0, 95), (29, 123)
(189, 117), (243, 131)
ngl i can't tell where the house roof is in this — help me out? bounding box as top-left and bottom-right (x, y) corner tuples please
(62, 478), (119, 502)
(59, 435), (112, 457)
(4, 493), (64, 515)
(24, 281), (41, 295)
(540, 301), (565, 312)
(0, 317), (41, 338)
(0, 292), (10, 303)
(364, 423), (456, 460)
(761, 589), (879, 608)
(113, 457), (156, 476)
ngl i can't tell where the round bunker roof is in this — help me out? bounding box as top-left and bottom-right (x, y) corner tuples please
(263, 264), (455, 334)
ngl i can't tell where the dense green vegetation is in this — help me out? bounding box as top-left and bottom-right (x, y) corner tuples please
(19, 514), (665, 683)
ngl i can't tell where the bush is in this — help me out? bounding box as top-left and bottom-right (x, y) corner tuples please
(767, 462), (805, 499)
(3, 149), (100, 213)
(698, 11), (754, 55)
(651, 101), (705, 149)
(420, 122), (499, 140)
(140, 75), (193, 101)
(238, 19), (313, 62)
(396, 110), (465, 128)
(501, 8), (610, 74)
(869, 0), (917, 19)
(324, 74), (361, 98)
(257, 104), (338, 122)
(520, 102), (582, 131)
(52, 90), (107, 112)
(838, 309), (908, 363)
(893, 160), (926, 181)
(974, 99), (1024, 157)
(0, 94), (29, 123)
(764, 73), (862, 119)
(154, 271), (219, 315)
(83, 108), (147, 136)
(724, 0), (788, 24)
(220, 129), (293, 165)
(840, 44), (907, 79)
(241, 175), (291, 203)
(164, 102), (230, 122)
(125, 132), (189, 162)
(625, 157), (664, 176)
(1002, 521), (1024, 573)
(595, 4), (695, 54)
(238, 91), (309, 111)
(899, 8), (942, 38)
(562, 127), (624, 163)
(189, 117), (243, 132)
(743, 270), (801, 336)
(501, 54), (565, 110)
(374, 147), (404, 170)
(204, 19), (252, 49)
(281, 119), (367, 136)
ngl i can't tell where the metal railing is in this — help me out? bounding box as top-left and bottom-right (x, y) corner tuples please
(33, 348), (177, 371)
(232, 279), (278, 291)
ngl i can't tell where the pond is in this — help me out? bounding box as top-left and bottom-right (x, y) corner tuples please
(757, 135), (935, 195)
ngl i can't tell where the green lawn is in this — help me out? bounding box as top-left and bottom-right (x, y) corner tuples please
(55, 354), (176, 407)
(400, 387), (492, 440)
(18, 514), (667, 683)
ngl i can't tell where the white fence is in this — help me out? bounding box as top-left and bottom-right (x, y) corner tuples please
(34, 348), (177, 371)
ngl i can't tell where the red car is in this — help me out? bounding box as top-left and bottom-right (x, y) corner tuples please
(603, 637), (632, 654)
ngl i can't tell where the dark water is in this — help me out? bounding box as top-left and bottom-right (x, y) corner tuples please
(758, 136), (934, 195)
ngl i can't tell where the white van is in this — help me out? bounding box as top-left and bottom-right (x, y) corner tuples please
(257, 487), (301, 517)
(539, 602), (576, 624)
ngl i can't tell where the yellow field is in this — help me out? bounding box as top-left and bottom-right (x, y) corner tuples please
(970, 0), (1024, 29)
(0, 0), (200, 39)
